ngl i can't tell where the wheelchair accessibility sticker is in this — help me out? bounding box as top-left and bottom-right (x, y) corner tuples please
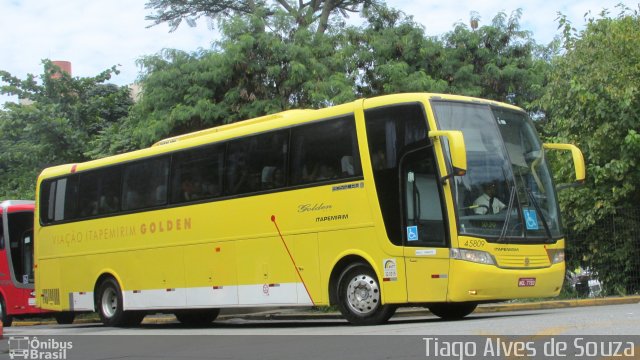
(523, 209), (539, 230)
(407, 226), (419, 241)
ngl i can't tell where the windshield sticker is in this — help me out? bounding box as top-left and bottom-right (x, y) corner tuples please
(407, 226), (419, 241)
(523, 209), (539, 230)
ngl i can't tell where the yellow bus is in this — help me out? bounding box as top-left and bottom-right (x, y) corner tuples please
(34, 93), (585, 326)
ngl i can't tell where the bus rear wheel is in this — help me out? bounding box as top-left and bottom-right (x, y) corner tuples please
(96, 278), (144, 327)
(175, 309), (220, 326)
(336, 263), (396, 325)
(428, 302), (477, 320)
(54, 312), (76, 325)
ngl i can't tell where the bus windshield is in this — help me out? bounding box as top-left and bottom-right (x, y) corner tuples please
(432, 101), (561, 243)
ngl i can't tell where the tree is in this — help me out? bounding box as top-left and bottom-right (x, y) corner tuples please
(0, 60), (132, 199)
(104, 10), (356, 150)
(124, 5), (552, 150)
(438, 10), (550, 110)
(338, 7), (549, 108)
(340, 4), (447, 96)
(540, 6), (640, 294)
(145, 0), (379, 35)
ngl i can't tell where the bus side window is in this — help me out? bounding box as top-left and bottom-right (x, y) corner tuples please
(78, 172), (101, 217)
(40, 177), (78, 224)
(226, 130), (288, 196)
(171, 144), (225, 204)
(123, 157), (169, 211)
(290, 115), (361, 186)
(403, 150), (447, 246)
(41, 181), (56, 223)
(365, 103), (430, 246)
(225, 145), (252, 195)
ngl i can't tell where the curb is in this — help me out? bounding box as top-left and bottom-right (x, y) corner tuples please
(231, 296), (640, 321)
(10, 296), (640, 326)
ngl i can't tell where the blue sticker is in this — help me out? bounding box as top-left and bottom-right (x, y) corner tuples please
(407, 226), (419, 241)
(523, 209), (539, 230)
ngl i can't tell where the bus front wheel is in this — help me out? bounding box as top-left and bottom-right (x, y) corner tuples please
(96, 278), (144, 327)
(428, 302), (477, 320)
(0, 297), (13, 327)
(336, 263), (396, 325)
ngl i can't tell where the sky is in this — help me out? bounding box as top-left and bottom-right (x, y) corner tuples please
(1, 0), (638, 107)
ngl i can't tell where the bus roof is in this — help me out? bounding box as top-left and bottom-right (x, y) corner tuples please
(151, 109), (313, 147)
(37, 93), (523, 180)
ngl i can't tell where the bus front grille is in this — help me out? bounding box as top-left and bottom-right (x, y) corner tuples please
(495, 254), (550, 269)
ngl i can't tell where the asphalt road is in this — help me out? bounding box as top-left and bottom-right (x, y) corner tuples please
(1, 304), (638, 360)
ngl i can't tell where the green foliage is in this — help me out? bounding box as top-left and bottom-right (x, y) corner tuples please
(341, 4), (447, 96)
(336, 7), (549, 109)
(439, 9), (550, 109)
(0, 61), (132, 200)
(541, 5), (640, 294)
(122, 5), (548, 150)
(145, 0), (379, 34)
(109, 10), (357, 150)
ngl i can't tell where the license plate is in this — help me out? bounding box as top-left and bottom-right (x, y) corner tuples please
(518, 278), (536, 287)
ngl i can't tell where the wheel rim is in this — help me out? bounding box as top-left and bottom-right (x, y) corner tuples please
(345, 273), (380, 316)
(101, 287), (118, 319)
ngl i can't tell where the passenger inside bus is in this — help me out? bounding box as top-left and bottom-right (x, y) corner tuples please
(261, 167), (285, 189)
(180, 177), (198, 201)
(341, 156), (355, 176)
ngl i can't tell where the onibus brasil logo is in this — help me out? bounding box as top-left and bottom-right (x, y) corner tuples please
(8, 336), (73, 360)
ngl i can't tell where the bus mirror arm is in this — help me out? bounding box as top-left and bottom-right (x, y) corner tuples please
(428, 130), (467, 185)
(542, 143), (586, 188)
(438, 161), (466, 186)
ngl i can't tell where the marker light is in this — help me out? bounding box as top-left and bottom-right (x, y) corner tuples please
(450, 248), (496, 265)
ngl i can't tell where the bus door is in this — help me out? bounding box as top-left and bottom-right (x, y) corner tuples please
(6, 212), (35, 289)
(400, 147), (450, 302)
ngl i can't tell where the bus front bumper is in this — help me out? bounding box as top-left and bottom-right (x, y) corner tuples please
(447, 259), (565, 302)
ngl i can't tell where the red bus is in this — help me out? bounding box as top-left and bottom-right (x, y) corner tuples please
(0, 200), (74, 326)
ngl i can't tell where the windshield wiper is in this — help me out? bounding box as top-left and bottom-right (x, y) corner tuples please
(497, 185), (516, 243)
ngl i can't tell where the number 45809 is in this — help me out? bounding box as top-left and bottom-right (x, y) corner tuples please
(463, 239), (485, 248)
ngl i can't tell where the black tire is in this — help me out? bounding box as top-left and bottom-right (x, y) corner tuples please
(336, 263), (396, 325)
(175, 309), (220, 326)
(96, 277), (143, 327)
(0, 297), (13, 327)
(428, 302), (477, 320)
(54, 311), (76, 325)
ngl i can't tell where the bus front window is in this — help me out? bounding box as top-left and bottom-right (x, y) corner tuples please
(493, 107), (562, 241)
(433, 101), (561, 243)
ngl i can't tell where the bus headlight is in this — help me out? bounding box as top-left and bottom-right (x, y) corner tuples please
(546, 249), (565, 264)
(450, 248), (496, 265)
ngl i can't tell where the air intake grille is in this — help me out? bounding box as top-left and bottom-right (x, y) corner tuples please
(42, 288), (60, 305)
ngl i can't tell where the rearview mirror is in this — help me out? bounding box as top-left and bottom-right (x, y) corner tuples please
(543, 143), (586, 183)
(429, 130), (467, 183)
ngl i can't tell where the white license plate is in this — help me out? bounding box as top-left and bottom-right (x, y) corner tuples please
(518, 278), (536, 287)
